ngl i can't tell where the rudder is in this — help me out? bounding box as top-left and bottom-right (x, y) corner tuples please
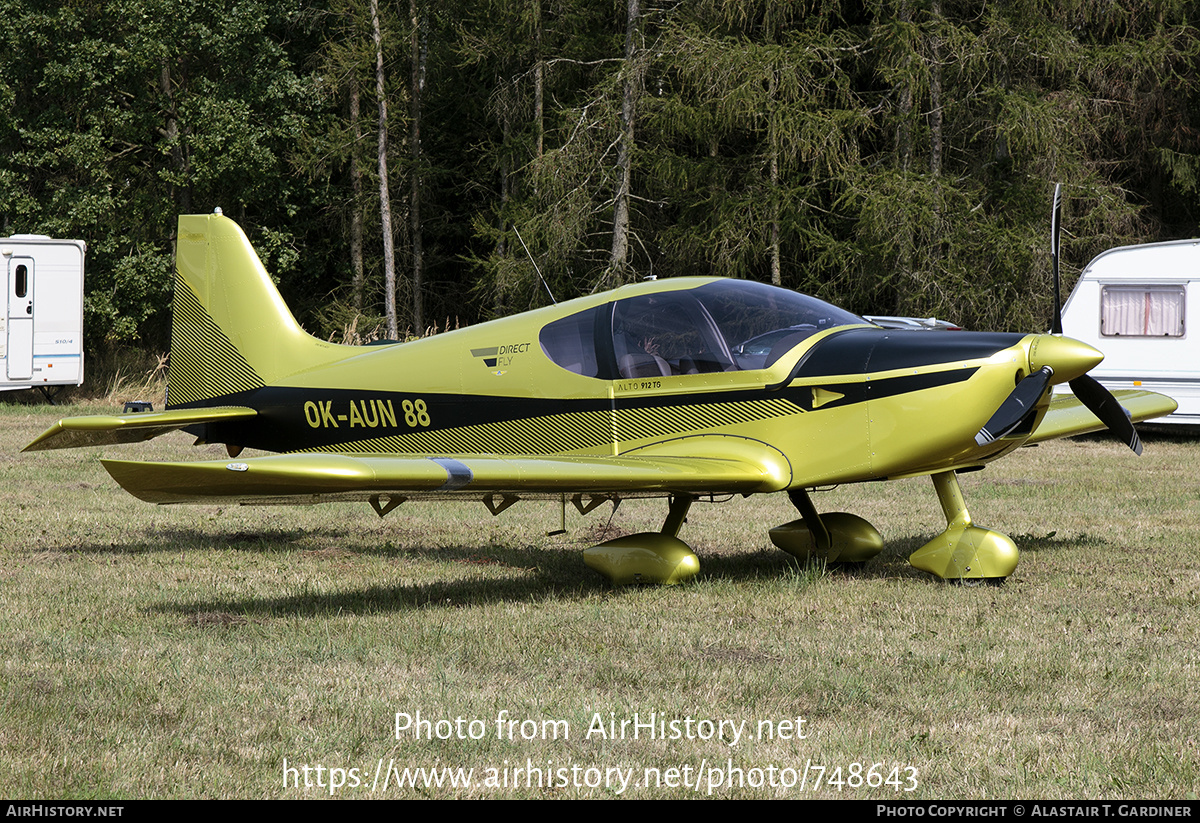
(168, 213), (346, 407)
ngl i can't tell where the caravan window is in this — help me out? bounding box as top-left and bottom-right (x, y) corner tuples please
(1100, 285), (1185, 337)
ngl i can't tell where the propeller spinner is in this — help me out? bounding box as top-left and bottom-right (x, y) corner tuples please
(975, 335), (1103, 447)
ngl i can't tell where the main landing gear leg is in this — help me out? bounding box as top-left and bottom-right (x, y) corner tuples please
(907, 471), (1018, 582)
(582, 493), (700, 585)
(661, 493), (694, 537)
(787, 489), (831, 552)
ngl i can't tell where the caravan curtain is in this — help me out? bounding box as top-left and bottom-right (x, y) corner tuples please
(1100, 286), (1185, 337)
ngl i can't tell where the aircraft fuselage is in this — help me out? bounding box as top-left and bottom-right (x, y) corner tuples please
(180, 276), (1065, 491)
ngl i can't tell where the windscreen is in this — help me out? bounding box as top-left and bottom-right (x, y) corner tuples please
(540, 279), (865, 377)
(692, 280), (865, 370)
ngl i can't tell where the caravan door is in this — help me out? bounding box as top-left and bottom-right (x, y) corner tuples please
(7, 256), (34, 381)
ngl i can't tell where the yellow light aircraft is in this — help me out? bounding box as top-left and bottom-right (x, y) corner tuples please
(25, 212), (1177, 583)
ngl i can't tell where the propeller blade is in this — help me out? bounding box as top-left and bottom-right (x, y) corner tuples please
(1069, 374), (1143, 455)
(1051, 183), (1063, 334)
(1044, 184), (1142, 455)
(976, 366), (1054, 446)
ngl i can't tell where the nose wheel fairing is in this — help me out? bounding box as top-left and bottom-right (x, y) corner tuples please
(907, 471), (1019, 581)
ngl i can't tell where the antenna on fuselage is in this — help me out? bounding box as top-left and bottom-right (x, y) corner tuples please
(513, 226), (557, 305)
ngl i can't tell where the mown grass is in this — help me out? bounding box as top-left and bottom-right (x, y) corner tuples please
(1, 404), (1197, 798)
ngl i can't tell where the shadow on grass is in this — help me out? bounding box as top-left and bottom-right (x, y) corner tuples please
(156, 568), (600, 619)
(1075, 428), (1199, 448)
(26, 498), (1105, 617)
(845, 530), (1115, 581)
(1123, 425), (1200, 441)
(133, 534), (820, 618)
(138, 527), (1115, 621)
(53, 527), (322, 555)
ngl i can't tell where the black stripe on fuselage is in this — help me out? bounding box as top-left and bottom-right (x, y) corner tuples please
(789, 328), (1024, 379)
(171, 330), (1011, 453)
(170, 370), (974, 454)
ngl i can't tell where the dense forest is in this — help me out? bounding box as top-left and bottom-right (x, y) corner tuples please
(3, 0), (1200, 362)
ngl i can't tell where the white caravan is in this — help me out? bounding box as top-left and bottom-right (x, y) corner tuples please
(1060, 238), (1200, 426)
(0, 234), (85, 397)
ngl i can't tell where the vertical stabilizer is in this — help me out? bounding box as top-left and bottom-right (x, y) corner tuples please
(168, 213), (344, 407)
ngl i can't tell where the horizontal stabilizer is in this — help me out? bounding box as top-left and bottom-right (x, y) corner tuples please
(1028, 390), (1177, 445)
(100, 451), (787, 505)
(23, 406), (258, 452)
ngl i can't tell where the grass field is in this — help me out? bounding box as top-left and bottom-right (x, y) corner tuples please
(1, 402), (1197, 798)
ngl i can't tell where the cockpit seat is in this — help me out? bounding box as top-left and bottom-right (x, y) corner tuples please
(619, 352), (672, 378)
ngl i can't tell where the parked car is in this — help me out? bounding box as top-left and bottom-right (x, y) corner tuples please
(864, 315), (963, 331)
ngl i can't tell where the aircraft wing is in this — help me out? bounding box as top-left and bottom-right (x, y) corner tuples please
(23, 407), (258, 451)
(1027, 389), (1177, 445)
(100, 447), (792, 505)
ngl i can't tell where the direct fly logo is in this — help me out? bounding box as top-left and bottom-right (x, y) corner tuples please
(471, 342), (531, 375)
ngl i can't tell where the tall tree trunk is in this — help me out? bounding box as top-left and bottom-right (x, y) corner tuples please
(533, 0), (544, 163)
(926, 0), (944, 284)
(928, 0), (943, 179)
(896, 0), (913, 173)
(769, 148), (781, 286)
(768, 69), (781, 286)
(607, 0), (639, 282)
(159, 64), (191, 214)
(708, 135), (720, 277)
(371, 0), (398, 338)
(409, 0), (426, 332)
(494, 99), (510, 316)
(349, 77), (365, 314)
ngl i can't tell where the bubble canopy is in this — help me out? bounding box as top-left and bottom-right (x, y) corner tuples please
(539, 279), (867, 379)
